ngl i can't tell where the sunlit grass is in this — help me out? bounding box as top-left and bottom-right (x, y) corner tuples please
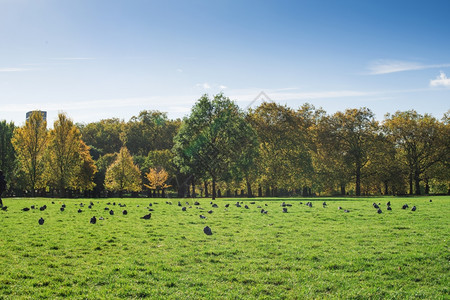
(0, 196), (448, 299)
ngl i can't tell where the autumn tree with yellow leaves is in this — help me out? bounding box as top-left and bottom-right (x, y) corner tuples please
(144, 167), (171, 197)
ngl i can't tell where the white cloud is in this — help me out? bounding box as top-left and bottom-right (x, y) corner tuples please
(0, 68), (30, 72)
(176, 68), (183, 73)
(196, 82), (211, 89)
(367, 60), (450, 75)
(219, 85), (227, 89)
(430, 72), (450, 87)
(52, 57), (95, 60)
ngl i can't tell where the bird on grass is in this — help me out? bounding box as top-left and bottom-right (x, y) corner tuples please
(225, 204), (230, 208)
(122, 210), (128, 215)
(387, 201), (391, 207)
(282, 207), (288, 213)
(40, 205), (47, 211)
(377, 208), (382, 214)
(22, 207), (30, 211)
(208, 210), (213, 214)
(1, 206), (7, 211)
(38, 217), (44, 225)
(109, 210), (114, 215)
(141, 213), (151, 219)
(387, 206), (392, 211)
(200, 215), (207, 219)
(60, 207), (65, 212)
(402, 204), (409, 209)
(411, 206), (417, 211)
(244, 205), (249, 209)
(90, 216), (97, 224)
(78, 209), (82, 213)
(203, 226), (213, 235)
(182, 207), (187, 211)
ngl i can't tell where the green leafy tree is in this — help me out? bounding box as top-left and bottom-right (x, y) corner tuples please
(79, 118), (124, 155)
(105, 146), (142, 196)
(72, 140), (98, 194)
(173, 94), (258, 199)
(384, 110), (449, 195)
(0, 120), (16, 189)
(12, 112), (48, 195)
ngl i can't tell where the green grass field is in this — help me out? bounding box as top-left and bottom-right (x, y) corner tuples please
(0, 196), (448, 299)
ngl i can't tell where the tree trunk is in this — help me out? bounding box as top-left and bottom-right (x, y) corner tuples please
(384, 180), (389, 195)
(424, 178), (430, 194)
(246, 180), (253, 198)
(409, 172), (413, 195)
(191, 177), (196, 198)
(414, 170), (421, 195)
(212, 177), (216, 200)
(258, 186), (262, 197)
(340, 184), (346, 196)
(204, 181), (209, 198)
(355, 165), (361, 196)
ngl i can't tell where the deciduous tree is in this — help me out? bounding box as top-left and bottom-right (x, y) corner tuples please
(105, 146), (142, 196)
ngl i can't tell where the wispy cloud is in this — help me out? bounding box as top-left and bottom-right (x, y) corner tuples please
(51, 57), (95, 61)
(219, 85), (227, 89)
(0, 68), (31, 72)
(196, 82), (211, 89)
(430, 71), (450, 87)
(367, 59), (450, 75)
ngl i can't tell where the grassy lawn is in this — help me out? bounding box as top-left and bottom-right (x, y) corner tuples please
(0, 196), (448, 299)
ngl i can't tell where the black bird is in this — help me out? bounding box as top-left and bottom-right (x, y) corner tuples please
(387, 206), (392, 211)
(113, 202), (116, 206)
(90, 216), (97, 224)
(344, 209), (350, 213)
(282, 207), (288, 213)
(200, 215), (206, 219)
(235, 203), (241, 207)
(411, 206), (416, 211)
(323, 202), (327, 207)
(203, 226), (213, 235)
(244, 205), (249, 209)
(40, 205), (46, 211)
(88, 205), (92, 209)
(22, 207), (30, 211)
(182, 207), (187, 211)
(141, 213), (151, 219)
(178, 201), (182, 207)
(212, 203), (218, 208)
(60, 207), (65, 212)
(194, 201), (200, 205)
(149, 203), (152, 206)
(373, 203), (379, 209)
(208, 210), (213, 214)
(402, 204), (409, 209)
(250, 202), (255, 204)
(122, 210), (128, 215)
(338, 206), (342, 210)
(377, 208), (382, 214)
(78, 209), (82, 213)
(1, 206), (7, 211)
(429, 199), (432, 202)
(109, 210), (114, 215)
(62, 204), (66, 208)
(387, 201), (391, 207)
(104, 207), (110, 210)
(225, 204), (230, 208)
(38, 217), (44, 225)
(31, 205), (35, 209)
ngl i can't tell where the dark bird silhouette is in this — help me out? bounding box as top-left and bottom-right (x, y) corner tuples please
(344, 209), (350, 213)
(22, 207), (30, 211)
(411, 206), (416, 211)
(104, 207), (110, 210)
(88, 205), (92, 209)
(429, 199), (432, 202)
(62, 204), (66, 208)
(38, 217), (44, 225)
(78, 209), (82, 213)
(122, 210), (128, 215)
(282, 207), (288, 213)
(182, 207), (187, 211)
(387, 206), (392, 211)
(225, 204), (230, 208)
(212, 203), (218, 208)
(60, 207), (65, 212)
(244, 205), (249, 209)
(90, 216), (97, 224)
(203, 226), (212, 235)
(31, 205), (35, 209)
(373, 203), (379, 209)
(338, 206), (342, 210)
(200, 215), (206, 219)
(194, 201), (200, 205)
(40, 205), (47, 211)
(178, 201), (182, 207)
(402, 204), (409, 209)
(323, 202), (327, 207)
(109, 210), (114, 215)
(387, 201), (391, 207)
(208, 210), (213, 214)
(377, 208), (382, 214)
(141, 213), (151, 219)
(1, 206), (7, 211)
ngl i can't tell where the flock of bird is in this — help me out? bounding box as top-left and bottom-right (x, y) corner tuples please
(1, 198), (425, 236)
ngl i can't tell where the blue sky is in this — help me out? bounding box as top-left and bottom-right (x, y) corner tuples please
(1, 0), (449, 126)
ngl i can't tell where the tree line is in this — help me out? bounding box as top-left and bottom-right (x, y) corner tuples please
(0, 94), (448, 198)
